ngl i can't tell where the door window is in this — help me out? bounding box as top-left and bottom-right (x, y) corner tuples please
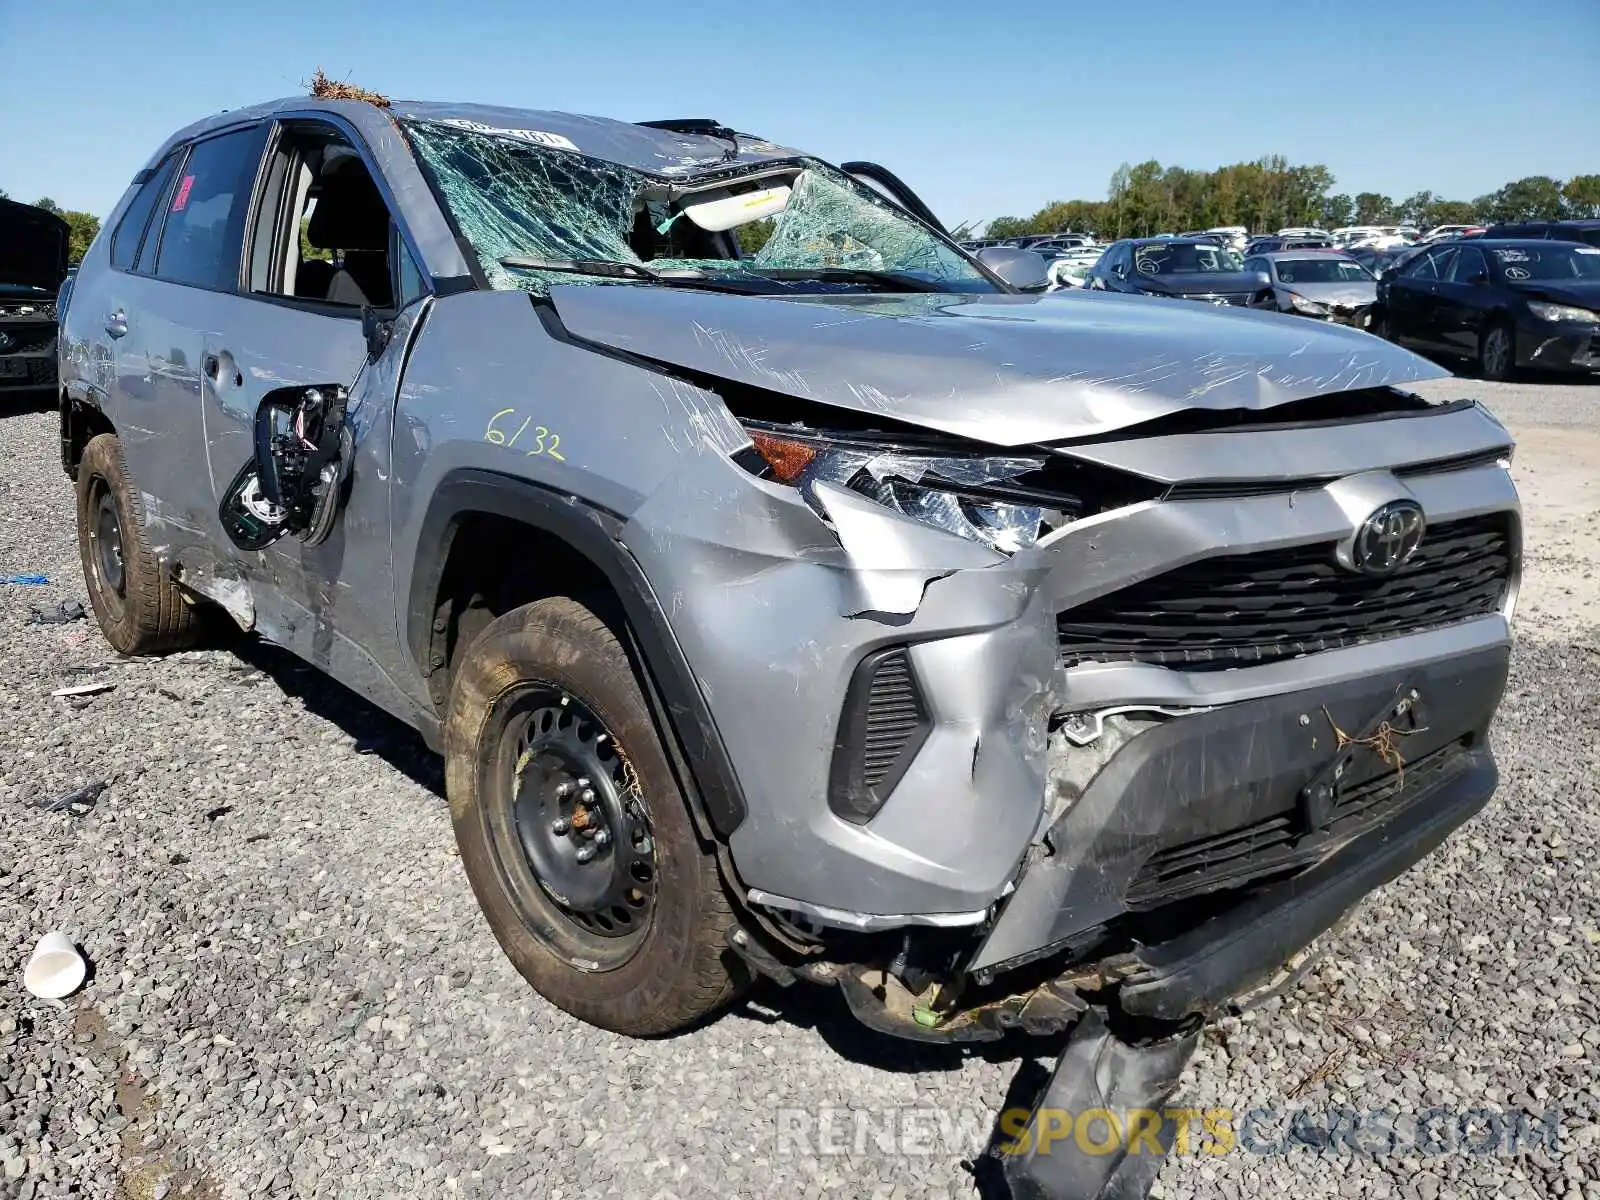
(151, 126), (267, 291)
(1404, 250), (1442, 281)
(247, 124), (413, 310)
(1449, 246), (1488, 282)
(1424, 247), (1458, 280)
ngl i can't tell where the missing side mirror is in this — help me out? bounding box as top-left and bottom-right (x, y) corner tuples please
(362, 305), (394, 359)
(219, 384), (353, 551)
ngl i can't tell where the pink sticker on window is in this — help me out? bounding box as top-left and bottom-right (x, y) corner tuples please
(171, 175), (195, 212)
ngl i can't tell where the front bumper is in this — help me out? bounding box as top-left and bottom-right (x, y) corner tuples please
(1516, 320), (1600, 372)
(1272, 298), (1374, 327)
(970, 641), (1508, 979)
(0, 323), (58, 392)
(1115, 732), (1495, 1019)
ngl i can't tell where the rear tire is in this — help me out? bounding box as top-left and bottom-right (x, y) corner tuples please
(444, 596), (745, 1036)
(1478, 319), (1516, 381)
(75, 433), (206, 656)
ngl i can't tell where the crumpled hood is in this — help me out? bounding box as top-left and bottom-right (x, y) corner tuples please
(1284, 281), (1378, 305)
(551, 284), (1447, 446)
(1136, 271), (1267, 297)
(0, 198), (69, 294)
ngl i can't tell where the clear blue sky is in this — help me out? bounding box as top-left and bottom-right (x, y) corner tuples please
(3, 0), (1596, 228)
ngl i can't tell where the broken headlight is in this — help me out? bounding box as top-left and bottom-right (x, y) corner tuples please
(744, 426), (1075, 554)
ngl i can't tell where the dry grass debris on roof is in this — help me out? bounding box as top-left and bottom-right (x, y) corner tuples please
(307, 68), (390, 108)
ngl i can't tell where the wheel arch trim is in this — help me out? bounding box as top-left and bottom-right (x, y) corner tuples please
(406, 469), (748, 838)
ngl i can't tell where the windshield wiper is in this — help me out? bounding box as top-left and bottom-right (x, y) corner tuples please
(499, 256), (709, 281)
(748, 267), (943, 293)
(498, 256), (776, 294)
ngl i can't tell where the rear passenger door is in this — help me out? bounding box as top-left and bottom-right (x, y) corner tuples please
(1438, 245), (1491, 356)
(1386, 248), (1443, 349)
(99, 124), (268, 574)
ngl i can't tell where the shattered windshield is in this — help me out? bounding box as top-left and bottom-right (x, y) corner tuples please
(403, 119), (995, 294)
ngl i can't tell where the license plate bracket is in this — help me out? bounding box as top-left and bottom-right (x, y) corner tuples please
(1298, 683), (1425, 831)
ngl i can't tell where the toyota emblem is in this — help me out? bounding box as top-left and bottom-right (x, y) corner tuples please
(1347, 500), (1425, 575)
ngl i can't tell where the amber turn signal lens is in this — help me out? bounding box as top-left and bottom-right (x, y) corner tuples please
(749, 431), (818, 483)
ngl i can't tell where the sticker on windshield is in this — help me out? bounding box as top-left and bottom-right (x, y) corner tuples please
(1504, 266), (1531, 280)
(1136, 257), (1160, 274)
(171, 175), (194, 212)
(1492, 249), (1530, 262)
(434, 118), (579, 152)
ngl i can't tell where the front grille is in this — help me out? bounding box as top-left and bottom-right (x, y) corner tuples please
(26, 357), (58, 385)
(1127, 741), (1464, 907)
(0, 327), (57, 354)
(1179, 292), (1252, 306)
(1057, 513), (1512, 670)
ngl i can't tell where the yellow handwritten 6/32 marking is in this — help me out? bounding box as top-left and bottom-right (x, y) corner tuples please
(485, 407), (565, 461)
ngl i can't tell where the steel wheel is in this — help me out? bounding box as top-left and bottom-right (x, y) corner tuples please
(86, 475), (128, 617)
(500, 687), (658, 963)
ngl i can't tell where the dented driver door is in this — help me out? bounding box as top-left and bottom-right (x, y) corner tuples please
(202, 296), (428, 724)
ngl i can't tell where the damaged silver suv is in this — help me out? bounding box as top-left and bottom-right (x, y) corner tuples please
(62, 95), (1518, 1196)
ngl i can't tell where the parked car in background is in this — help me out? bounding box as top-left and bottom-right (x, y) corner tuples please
(1346, 244), (1424, 278)
(1374, 239), (1600, 379)
(1029, 235), (1094, 253)
(1046, 246), (1105, 288)
(1245, 233), (1336, 254)
(1337, 227), (1412, 250)
(0, 197), (71, 399)
(1418, 224), (1479, 245)
(1482, 219), (1600, 249)
(1206, 225), (1249, 253)
(1085, 237), (1267, 304)
(1241, 251), (1378, 326)
(1332, 226), (1382, 247)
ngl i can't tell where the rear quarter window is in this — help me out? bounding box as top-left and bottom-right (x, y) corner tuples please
(110, 156), (180, 272)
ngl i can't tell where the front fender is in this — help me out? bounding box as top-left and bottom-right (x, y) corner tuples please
(405, 470), (748, 838)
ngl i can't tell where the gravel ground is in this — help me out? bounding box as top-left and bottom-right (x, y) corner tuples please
(2, 377), (1597, 1200)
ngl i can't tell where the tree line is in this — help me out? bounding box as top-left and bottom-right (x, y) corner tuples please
(0, 187), (102, 264)
(981, 157), (1600, 240)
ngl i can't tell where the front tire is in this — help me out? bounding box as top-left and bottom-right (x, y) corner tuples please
(444, 596), (745, 1036)
(1478, 319), (1516, 381)
(75, 433), (206, 655)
